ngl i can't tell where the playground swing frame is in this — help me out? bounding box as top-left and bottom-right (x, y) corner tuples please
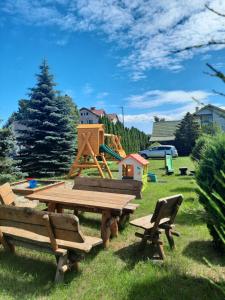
(69, 131), (113, 179)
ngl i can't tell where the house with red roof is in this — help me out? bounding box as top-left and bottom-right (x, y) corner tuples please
(79, 107), (119, 124)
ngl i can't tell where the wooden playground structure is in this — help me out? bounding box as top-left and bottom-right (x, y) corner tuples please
(105, 133), (126, 158)
(69, 124), (115, 178)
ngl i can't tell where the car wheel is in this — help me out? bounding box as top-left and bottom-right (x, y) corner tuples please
(141, 154), (148, 159)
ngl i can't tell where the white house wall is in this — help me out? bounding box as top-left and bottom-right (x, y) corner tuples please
(80, 109), (99, 124)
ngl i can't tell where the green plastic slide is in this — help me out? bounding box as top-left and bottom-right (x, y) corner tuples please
(165, 154), (174, 174)
(99, 144), (122, 161)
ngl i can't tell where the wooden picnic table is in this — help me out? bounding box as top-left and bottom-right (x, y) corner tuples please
(27, 187), (135, 248)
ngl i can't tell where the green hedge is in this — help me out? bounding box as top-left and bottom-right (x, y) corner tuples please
(196, 133), (225, 252)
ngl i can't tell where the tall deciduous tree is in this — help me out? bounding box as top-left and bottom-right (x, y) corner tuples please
(175, 112), (200, 156)
(16, 60), (79, 177)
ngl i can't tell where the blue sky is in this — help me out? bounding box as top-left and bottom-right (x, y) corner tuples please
(0, 0), (225, 133)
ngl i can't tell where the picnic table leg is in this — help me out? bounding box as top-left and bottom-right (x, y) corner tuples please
(110, 217), (118, 238)
(56, 205), (64, 213)
(101, 210), (111, 248)
(48, 202), (56, 212)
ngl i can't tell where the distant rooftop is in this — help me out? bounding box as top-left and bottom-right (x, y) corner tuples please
(150, 120), (180, 142)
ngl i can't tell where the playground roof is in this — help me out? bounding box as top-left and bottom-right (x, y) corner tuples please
(150, 120), (180, 142)
(77, 124), (104, 129)
(119, 154), (149, 166)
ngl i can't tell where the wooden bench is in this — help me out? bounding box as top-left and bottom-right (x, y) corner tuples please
(0, 205), (102, 282)
(0, 183), (37, 208)
(130, 194), (183, 259)
(73, 176), (143, 199)
(73, 177), (140, 227)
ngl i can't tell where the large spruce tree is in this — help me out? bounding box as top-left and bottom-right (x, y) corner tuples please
(16, 60), (78, 177)
(175, 112), (200, 156)
(0, 123), (24, 183)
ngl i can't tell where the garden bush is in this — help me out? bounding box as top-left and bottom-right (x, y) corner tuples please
(196, 133), (225, 252)
(191, 134), (211, 162)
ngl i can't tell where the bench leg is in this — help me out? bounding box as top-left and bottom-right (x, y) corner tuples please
(139, 230), (149, 250)
(101, 211), (111, 248)
(55, 251), (68, 283)
(165, 228), (175, 249)
(0, 231), (15, 253)
(118, 213), (130, 230)
(151, 233), (165, 260)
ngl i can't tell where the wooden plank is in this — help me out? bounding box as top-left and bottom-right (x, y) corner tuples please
(0, 206), (85, 243)
(73, 177), (142, 198)
(74, 177), (142, 189)
(130, 215), (170, 230)
(2, 227), (102, 252)
(33, 189), (134, 206)
(0, 183), (16, 205)
(33, 187), (135, 202)
(27, 195), (128, 211)
(74, 185), (140, 197)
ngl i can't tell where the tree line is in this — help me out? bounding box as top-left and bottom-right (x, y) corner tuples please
(99, 116), (149, 154)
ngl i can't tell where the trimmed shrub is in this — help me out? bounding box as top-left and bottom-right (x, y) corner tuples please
(196, 133), (225, 252)
(191, 134), (211, 162)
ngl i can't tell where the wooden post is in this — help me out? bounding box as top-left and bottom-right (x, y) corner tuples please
(101, 154), (113, 179)
(55, 250), (68, 283)
(42, 214), (58, 251)
(0, 228), (15, 253)
(101, 210), (111, 248)
(110, 217), (118, 238)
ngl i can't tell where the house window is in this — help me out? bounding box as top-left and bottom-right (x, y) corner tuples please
(81, 113), (83, 116)
(201, 114), (213, 126)
(81, 121), (83, 124)
(89, 120), (93, 124)
(86, 112), (88, 115)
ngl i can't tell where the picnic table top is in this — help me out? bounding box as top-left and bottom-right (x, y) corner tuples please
(26, 187), (135, 212)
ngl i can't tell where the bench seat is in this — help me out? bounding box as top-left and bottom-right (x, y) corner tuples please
(1, 226), (102, 253)
(130, 215), (170, 230)
(123, 203), (139, 213)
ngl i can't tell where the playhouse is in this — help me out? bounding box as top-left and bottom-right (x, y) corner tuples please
(118, 154), (149, 186)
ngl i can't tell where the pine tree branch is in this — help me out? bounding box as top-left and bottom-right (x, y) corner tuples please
(206, 63), (225, 83)
(212, 89), (225, 97)
(172, 40), (225, 53)
(205, 4), (225, 17)
(172, 5), (225, 54)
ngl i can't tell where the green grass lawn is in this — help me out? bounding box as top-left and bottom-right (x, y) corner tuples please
(0, 157), (224, 300)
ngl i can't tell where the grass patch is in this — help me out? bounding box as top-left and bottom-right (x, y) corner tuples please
(0, 157), (224, 299)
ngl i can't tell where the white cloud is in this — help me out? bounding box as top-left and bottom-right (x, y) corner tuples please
(82, 83), (94, 95)
(96, 91), (109, 98)
(123, 102), (199, 124)
(2, 0), (225, 79)
(126, 90), (211, 109)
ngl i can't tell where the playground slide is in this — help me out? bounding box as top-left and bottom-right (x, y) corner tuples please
(99, 144), (122, 161)
(165, 154), (174, 174)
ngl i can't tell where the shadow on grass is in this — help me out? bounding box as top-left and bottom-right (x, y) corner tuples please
(115, 242), (157, 270)
(0, 250), (81, 299)
(176, 209), (207, 225)
(78, 213), (101, 230)
(169, 186), (197, 193)
(128, 272), (225, 300)
(183, 240), (225, 267)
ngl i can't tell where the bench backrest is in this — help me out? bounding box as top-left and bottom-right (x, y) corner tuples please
(0, 183), (16, 206)
(73, 176), (143, 199)
(0, 205), (85, 244)
(150, 194), (183, 229)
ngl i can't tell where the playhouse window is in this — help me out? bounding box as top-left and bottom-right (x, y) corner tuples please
(122, 164), (134, 179)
